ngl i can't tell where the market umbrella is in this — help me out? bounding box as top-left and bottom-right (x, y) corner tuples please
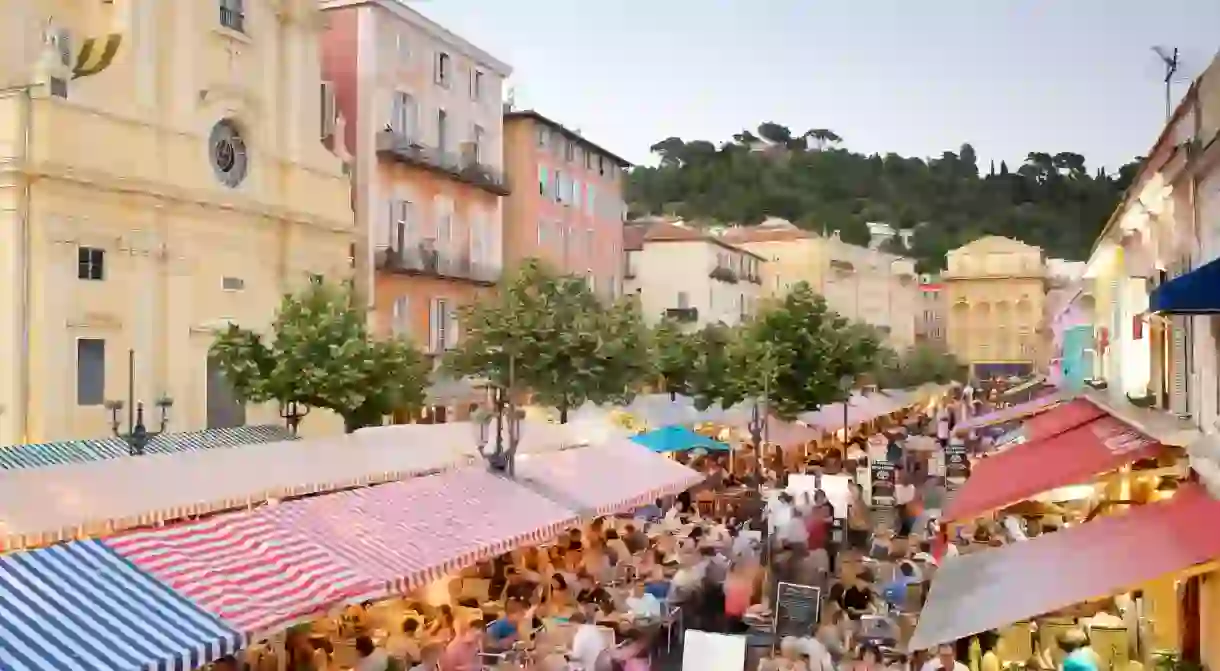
(903, 435), (941, 453)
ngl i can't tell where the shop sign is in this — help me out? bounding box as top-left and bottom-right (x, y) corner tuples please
(1088, 418), (1155, 455)
(773, 581), (822, 637)
(945, 441), (970, 487)
(870, 458), (896, 508)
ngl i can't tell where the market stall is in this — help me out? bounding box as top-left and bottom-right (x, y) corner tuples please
(105, 511), (381, 637)
(630, 425), (730, 454)
(255, 467), (580, 597)
(515, 439), (704, 517)
(954, 392), (1069, 435)
(0, 540), (244, 671)
(911, 485), (1220, 662)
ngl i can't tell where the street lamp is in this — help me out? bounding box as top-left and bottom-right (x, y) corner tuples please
(473, 354), (521, 475)
(279, 400), (311, 436)
(105, 349), (172, 456)
(839, 374), (854, 443)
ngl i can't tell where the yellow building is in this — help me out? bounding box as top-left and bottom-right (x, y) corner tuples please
(723, 218), (919, 350)
(942, 236), (1047, 378)
(0, 1), (354, 445)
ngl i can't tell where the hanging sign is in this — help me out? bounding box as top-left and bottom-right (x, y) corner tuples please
(870, 458), (896, 508)
(944, 440), (970, 487)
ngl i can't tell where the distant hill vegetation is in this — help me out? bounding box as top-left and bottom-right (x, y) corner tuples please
(625, 122), (1141, 272)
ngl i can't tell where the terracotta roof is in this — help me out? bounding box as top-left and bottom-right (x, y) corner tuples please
(721, 226), (816, 243)
(503, 110), (632, 167)
(623, 224), (648, 251)
(629, 221), (764, 260)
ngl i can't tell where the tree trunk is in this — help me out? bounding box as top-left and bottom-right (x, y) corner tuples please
(559, 399), (569, 424)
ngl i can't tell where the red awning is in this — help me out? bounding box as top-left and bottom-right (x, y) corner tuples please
(1023, 398), (1108, 441)
(943, 414), (1161, 522)
(911, 484), (1220, 649)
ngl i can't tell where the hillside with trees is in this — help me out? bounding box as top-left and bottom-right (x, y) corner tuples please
(626, 122), (1142, 272)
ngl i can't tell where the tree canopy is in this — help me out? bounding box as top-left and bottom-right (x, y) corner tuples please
(443, 259), (651, 422)
(208, 281), (430, 433)
(629, 122), (1140, 272)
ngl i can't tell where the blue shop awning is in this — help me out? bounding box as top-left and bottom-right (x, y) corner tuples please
(630, 425), (729, 453)
(1151, 257), (1220, 314)
(0, 540), (243, 671)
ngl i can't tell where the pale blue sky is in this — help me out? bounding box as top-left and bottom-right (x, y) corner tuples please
(415, 0), (1219, 173)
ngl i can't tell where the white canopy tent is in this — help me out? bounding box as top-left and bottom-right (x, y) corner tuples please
(0, 420), (586, 551)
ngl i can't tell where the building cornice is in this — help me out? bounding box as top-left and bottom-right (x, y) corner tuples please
(318, 0), (512, 76)
(4, 161), (353, 234)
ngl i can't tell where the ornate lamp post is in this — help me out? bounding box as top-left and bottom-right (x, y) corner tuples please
(280, 400), (311, 436)
(105, 349), (172, 456)
(839, 374), (855, 443)
(473, 354), (521, 475)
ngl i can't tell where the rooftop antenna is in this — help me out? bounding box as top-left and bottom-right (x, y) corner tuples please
(1152, 46), (1180, 121)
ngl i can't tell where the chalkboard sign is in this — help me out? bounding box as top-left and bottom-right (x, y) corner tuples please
(944, 441), (970, 487)
(870, 460), (896, 508)
(773, 581), (822, 637)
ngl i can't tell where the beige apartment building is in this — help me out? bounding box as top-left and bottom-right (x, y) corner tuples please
(917, 275), (947, 346)
(320, 0), (510, 357)
(723, 219), (919, 349)
(0, 1), (354, 444)
(624, 221), (764, 328)
(942, 236), (1047, 378)
(502, 109), (631, 299)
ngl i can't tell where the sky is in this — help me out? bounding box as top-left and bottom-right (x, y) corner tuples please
(413, 0), (1220, 174)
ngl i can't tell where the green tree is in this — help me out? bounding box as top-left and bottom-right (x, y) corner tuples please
(444, 260), (650, 422)
(874, 342), (965, 388)
(708, 284), (885, 419)
(208, 282), (429, 433)
(687, 323), (741, 411)
(626, 122), (1135, 271)
(651, 318), (700, 400)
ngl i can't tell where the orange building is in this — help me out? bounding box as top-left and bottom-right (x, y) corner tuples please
(320, 0), (511, 358)
(502, 110), (631, 298)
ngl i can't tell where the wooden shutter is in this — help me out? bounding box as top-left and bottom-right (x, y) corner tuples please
(427, 298), (441, 353)
(1171, 316), (1189, 414)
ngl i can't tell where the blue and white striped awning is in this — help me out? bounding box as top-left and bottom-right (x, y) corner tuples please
(0, 425), (297, 471)
(0, 540), (243, 671)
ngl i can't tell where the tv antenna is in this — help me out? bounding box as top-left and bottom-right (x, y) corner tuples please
(1152, 46), (1180, 121)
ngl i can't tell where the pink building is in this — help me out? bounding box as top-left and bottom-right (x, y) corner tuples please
(502, 110), (630, 299)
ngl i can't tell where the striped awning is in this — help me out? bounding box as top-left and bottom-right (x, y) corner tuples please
(256, 467), (580, 595)
(515, 440), (705, 518)
(0, 540), (242, 671)
(105, 511), (378, 637)
(0, 425), (297, 471)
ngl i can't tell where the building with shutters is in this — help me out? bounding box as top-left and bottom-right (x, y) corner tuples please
(721, 218), (920, 349)
(1077, 52), (1220, 670)
(0, 2), (354, 445)
(623, 220), (765, 328)
(501, 108), (631, 300)
(320, 0), (510, 360)
(941, 236), (1047, 378)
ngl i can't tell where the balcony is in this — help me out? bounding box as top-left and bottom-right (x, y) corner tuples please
(743, 270), (762, 284)
(376, 242), (500, 286)
(665, 307), (699, 323)
(375, 131), (511, 197)
(709, 265), (739, 283)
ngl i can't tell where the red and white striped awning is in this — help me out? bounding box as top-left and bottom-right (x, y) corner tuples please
(515, 440), (705, 518)
(104, 511), (379, 636)
(256, 467), (579, 595)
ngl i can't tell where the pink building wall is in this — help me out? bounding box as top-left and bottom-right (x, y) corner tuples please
(502, 111), (628, 299)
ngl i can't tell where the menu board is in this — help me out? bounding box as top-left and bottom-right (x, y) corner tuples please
(773, 581), (822, 637)
(682, 630), (747, 671)
(870, 459), (896, 508)
(944, 441), (970, 487)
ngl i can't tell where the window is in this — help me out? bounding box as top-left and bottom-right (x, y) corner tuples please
(470, 69), (484, 100)
(571, 179), (581, 207)
(392, 296), (410, 336)
(552, 170), (563, 203)
(472, 124), (485, 164)
(220, 0), (245, 32)
(434, 52), (451, 87)
(598, 155), (605, 175)
(77, 246), (104, 280)
(320, 81), (336, 139)
(395, 29), (410, 61)
(586, 271), (596, 294)
(564, 140), (575, 162)
(573, 146), (582, 166)
(677, 292), (690, 309)
(49, 77), (68, 98)
(76, 338), (105, 406)
(222, 276), (245, 291)
(54, 28), (72, 68)
(585, 151), (594, 170)
(390, 91), (418, 139)
(428, 298), (457, 352)
(436, 109), (448, 152)
(537, 126), (549, 148)
(390, 199), (412, 248)
(309, 273), (324, 285)
(538, 165), (549, 197)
